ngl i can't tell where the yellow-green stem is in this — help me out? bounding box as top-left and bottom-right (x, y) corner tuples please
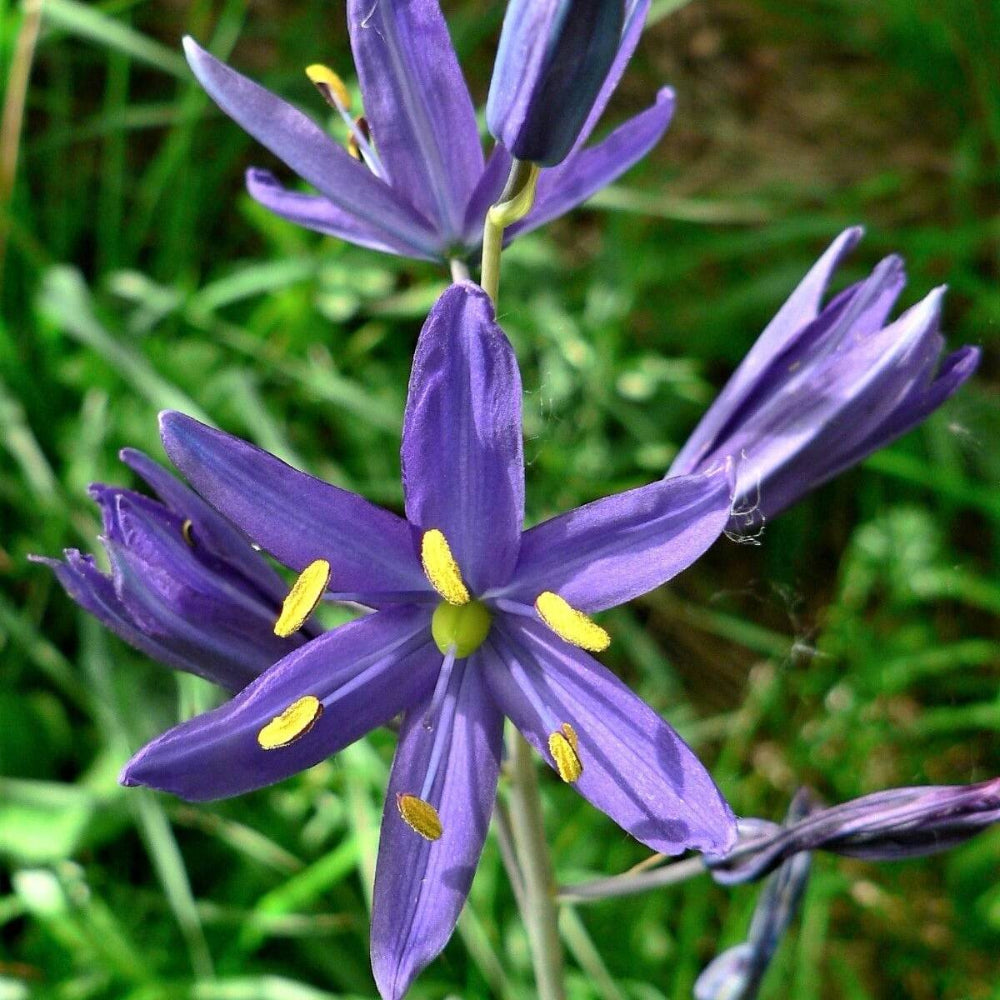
(479, 159), (540, 303)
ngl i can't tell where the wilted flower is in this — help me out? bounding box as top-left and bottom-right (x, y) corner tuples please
(183, 0), (671, 263)
(669, 227), (980, 532)
(118, 282), (736, 999)
(487, 0), (625, 167)
(696, 792), (815, 1000)
(709, 779), (1000, 886)
(33, 448), (311, 693)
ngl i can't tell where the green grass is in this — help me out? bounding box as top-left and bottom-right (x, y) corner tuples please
(1, 1), (998, 998)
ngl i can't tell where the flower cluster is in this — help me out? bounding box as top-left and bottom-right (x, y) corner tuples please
(39, 2), (986, 999)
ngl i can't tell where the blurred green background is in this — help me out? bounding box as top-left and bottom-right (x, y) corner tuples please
(1, 0), (998, 997)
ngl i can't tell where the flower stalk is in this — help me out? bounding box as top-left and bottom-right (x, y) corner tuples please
(507, 729), (566, 1000)
(480, 159), (541, 302)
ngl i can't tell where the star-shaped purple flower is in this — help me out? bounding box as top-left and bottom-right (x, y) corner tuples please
(119, 282), (736, 999)
(183, 0), (671, 263)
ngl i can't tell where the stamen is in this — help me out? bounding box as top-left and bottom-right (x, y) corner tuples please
(548, 722), (583, 783)
(305, 64), (384, 179)
(397, 793), (443, 841)
(181, 518), (195, 548)
(274, 559), (331, 637)
(257, 695), (323, 750)
(347, 115), (370, 160)
(421, 530), (470, 606)
(535, 592), (610, 652)
(305, 64), (351, 111)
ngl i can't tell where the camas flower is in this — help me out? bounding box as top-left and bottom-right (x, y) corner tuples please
(119, 282), (737, 999)
(32, 448), (312, 693)
(183, 0), (671, 263)
(487, 0), (625, 167)
(668, 227), (980, 532)
(708, 779), (1000, 886)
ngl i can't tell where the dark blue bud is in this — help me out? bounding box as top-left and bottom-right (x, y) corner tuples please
(487, 0), (626, 167)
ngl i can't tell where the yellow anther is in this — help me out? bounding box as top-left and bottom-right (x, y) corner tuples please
(306, 64), (351, 110)
(548, 724), (583, 783)
(535, 592), (610, 652)
(397, 793), (443, 841)
(421, 530), (470, 606)
(181, 518), (195, 548)
(257, 695), (323, 750)
(274, 559), (331, 637)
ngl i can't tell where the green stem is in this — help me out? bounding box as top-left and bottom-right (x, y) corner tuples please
(557, 854), (707, 905)
(479, 159), (541, 303)
(450, 257), (471, 283)
(507, 730), (566, 1000)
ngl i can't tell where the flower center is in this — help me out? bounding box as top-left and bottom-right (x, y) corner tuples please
(431, 600), (492, 657)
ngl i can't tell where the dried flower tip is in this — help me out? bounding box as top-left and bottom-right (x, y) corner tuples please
(421, 530), (470, 606)
(257, 695), (323, 750)
(549, 724), (583, 783)
(397, 793), (443, 841)
(274, 558), (331, 637)
(535, 592), (610, 651)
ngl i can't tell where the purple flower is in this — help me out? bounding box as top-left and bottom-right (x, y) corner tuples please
(182, 0), (671, 263)
(32, 449), (311, 693)
(487, 0), (625, 167)
(669, 227), (980, 532)
(696, 792), (814, 1000)
(118, 282), (736, 999)
(709, 779), (1000, 886)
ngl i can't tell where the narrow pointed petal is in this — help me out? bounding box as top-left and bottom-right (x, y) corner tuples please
(182, 37), (440, 258)
(120, 447), (288, 599)
(246, 169), (440, 261)
(121, 607), (437, 801)
(371, 659), (503, 1000)
(720, 289), (975, 519)
(503, 466), (730, 612)
(346, 0), (482, 241)
(509, 88), (675, 240)
(670, 227), (868, 476)
(160, 411), (427, 598)
(834, 344), (980, 474)
(486, 623), (735, 854)
(32, 550), (267, 691)
(401, 284), (524, 593)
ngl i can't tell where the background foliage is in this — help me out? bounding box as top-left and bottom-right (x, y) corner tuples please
(1, 0), (998, 997)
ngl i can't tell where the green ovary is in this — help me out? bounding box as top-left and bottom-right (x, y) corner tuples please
(431, 600), (492, 657)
